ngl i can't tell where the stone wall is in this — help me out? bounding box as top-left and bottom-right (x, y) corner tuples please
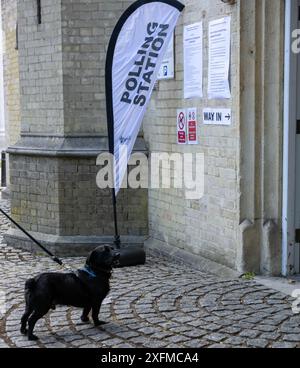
(17, 0), (64, 136)
(17, 0), (134, 137)
(1, 0), (20, 146)
(6, 0), (148, 255)
(9, 153), (147, 237)
(61, 0), (133, 135)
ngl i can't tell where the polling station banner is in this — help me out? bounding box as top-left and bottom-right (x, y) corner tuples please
(106, 0), (185, 193)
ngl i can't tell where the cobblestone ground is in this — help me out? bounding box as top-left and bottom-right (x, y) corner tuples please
(0, 199), (299, 348)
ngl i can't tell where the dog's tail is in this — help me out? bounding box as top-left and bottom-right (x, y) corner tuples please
(25, 278), (36, 291)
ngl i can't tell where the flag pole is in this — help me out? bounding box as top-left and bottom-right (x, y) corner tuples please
(112, 187), (121, 249)
(105, 9), (121, 252)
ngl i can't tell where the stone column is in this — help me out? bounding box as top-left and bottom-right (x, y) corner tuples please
(5, 0), (148, 255)
(237, 0), (284, 275)
(1, 0), (21, 149)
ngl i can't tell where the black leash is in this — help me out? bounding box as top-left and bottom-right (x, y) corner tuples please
(0, 207), (63, 266)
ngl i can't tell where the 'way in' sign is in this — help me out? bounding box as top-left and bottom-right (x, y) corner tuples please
(203, 108), (231, 126)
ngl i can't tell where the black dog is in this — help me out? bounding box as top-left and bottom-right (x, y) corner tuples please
(20, 245), (120, 341)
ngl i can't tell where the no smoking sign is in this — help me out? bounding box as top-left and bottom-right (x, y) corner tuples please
(177, 109), (187, 144)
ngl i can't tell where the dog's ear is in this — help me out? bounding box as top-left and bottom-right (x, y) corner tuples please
(86, 249), (96, 266)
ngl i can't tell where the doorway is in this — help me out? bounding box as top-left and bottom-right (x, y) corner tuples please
(283, 0), (300, 275)
(295, 19), (300, 272)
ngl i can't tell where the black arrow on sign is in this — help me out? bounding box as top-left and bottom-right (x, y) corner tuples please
(225, 114), (231, 120)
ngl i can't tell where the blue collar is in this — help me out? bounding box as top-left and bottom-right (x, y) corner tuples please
(79, 265), (97, 278)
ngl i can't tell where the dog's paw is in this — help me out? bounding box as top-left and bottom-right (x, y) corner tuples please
(81, 316), (90, 323)
(94, 320), (107, 327)
(20, 328), (28, 335)
(28, 334), (39, 341)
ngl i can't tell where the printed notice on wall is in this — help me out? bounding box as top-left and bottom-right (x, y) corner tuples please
(203, 108), (232, 126)
(184, 22), (203, 99)
(208, 17), (231, 99)
(158, 32), (175, 80)
(177, 109), (187, 144)
(187, 108), (198, 144)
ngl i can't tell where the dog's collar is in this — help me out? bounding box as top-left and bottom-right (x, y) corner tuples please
(79, 266), (97, 278)
(79, 265), (111, 278)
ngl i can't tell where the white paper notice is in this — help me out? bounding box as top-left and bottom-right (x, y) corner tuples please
(158, 33), (175, 80)
(208, 17), (231, 99)
(184, 22), (203, 99)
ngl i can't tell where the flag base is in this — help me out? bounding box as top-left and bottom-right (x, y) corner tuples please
(114, 246), (146, 268)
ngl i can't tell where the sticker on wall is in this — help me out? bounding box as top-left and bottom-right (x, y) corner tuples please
(187, 108), (198, 144)
(177, 109), (187, 144)
(203, 108), (232, 126)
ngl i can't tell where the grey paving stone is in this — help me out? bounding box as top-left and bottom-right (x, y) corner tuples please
(246, 339), (269, 348)
(166, 335), (190, 343)
(137, 326), (162, 335)
(283, 334), (300, 342)
(272, 342), (298, 349)
(114, 343), (136, 348)
(100, 338), (124, 347)
(220, 326), (242, 334)
(61, 334), (85, 343)
(128, 336), (152, 346)
(44, 342), (67, 348)
(79, 343), (100, 348)
(71, 339), (96, 347)
(143, 340), (169, 348)
(208, 343), (231, 348)
(254, 324), (278, 333)
(206, 333), (227, 343)
(260, 332), (281, 341)
(239, 329), (261, 338)
(183, 339), (210, 348)
(115, 330), (140, 339)
(224, 337), (246, 346)
(182, 329), (208, 338)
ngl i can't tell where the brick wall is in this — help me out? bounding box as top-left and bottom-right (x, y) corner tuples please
(10, 154), (148, 236)
(61, 0), (132, 135)
(17, 0), (64, 135)
(7, 0), (148, 250)
(143, 0), (239, 268)
(17, 0), (134, 136)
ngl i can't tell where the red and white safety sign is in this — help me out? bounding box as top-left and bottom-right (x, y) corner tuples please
(187, 107), (198, 145)
(177, 109), (187, 145)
